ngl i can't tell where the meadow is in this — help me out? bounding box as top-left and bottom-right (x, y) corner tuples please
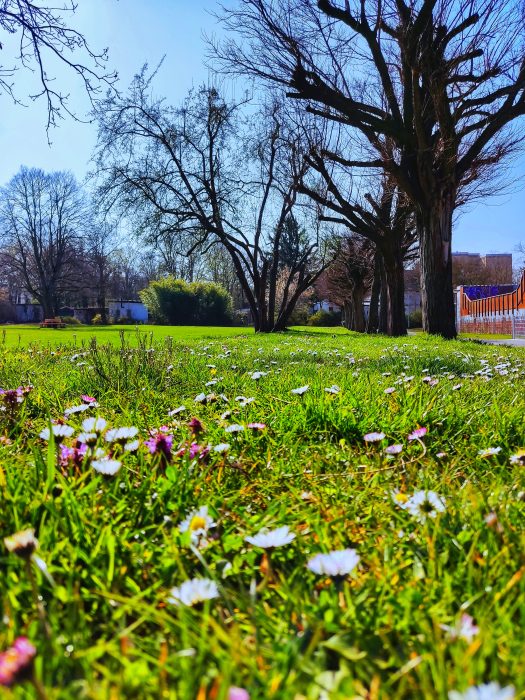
(0, 327), (524, 699)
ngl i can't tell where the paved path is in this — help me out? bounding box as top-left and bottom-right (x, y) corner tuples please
(463, 337), (525, 347)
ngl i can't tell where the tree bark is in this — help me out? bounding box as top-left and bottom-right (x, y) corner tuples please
(382, 245), (407, 336)
(418, 195), (457, 339)
(352, 286), (366, 332)
(378, 257), (388, 334)
(367, 251), (382, 333)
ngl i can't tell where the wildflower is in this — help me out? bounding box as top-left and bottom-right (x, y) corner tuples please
(213, 443), (230, 453)
(440, 613), (479, 642)
(92, 457), (122, 475)
(145, 429), (173, 462)
(324, 385), (340, 394)
(168, 578), (219, 607)
(385, 444), (403, 455)
(59, 443), (87, 469)
(179, 505), (215, 544)
(405, 490), (446, 521)
(384, 387), (395, 394)
(188, 417), (204, 436)
(408, 427), (427, 441)
(307, 549), (360, 578)
(64, 404), (90, 417)
(363, 432), (385, 443)
(81, 395), (97, 404)
(188, 442), (210, 461)
(247, 422), (266, 431)
(250, 371), (267, 380)
(228, 688), (250, 700)
(225, 424), (245, 433)
(0, 637), (36, 687)
(39, 424), (75, 442)
(448, 683), (514, 700)
(291, 385), (309, 395)
(391, 490), (410, 508)
(509, 449), (525, 465)
(77, 432), (97, 445)
(194, 393), (207, 403)
(124, 439), (139, 453)
(4, 529), (38, 558)
(478, 447), (502, 458)
(168, 405), (186, 416)
(82, 417), (107, 433)
(245, 525), (295, 549)
(105, 427), (138, 444)
(235, 396), (255, 407)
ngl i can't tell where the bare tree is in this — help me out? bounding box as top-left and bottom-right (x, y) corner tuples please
(0, 167), (85, 316)
(214, 0), (525, 338)
(92, 73), (331, 332)
(324, 236), (374, 332)
(0, 0), (116, 130)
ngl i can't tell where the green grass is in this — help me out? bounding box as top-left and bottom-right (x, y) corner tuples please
(0, 328), (524, 699)
(0, 324), (252, 348)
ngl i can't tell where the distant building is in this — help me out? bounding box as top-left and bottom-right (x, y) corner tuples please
(312, 300), (341, 314)
(452, 252), (513, 285)
(108, 300), (148, 323)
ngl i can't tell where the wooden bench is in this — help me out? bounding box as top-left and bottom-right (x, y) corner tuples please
(40, 318), (66, 328)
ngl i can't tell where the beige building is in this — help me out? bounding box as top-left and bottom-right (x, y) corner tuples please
(452, 252), (513, 285)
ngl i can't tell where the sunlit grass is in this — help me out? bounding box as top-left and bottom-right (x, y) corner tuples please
(0, 329), (524, 699)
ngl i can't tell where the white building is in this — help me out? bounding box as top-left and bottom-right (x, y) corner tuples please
(108, 300), (148, 323)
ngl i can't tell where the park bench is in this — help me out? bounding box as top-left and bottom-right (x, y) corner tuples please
(40, 318), (66, 328)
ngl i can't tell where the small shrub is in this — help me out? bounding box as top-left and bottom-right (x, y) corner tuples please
(408, 308), (423, 328)
(60, 316), (81, 325)
(91, 314), (104, 325)
(308, 310), (342, 327)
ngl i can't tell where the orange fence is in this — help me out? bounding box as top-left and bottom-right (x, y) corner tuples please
(460, 272), (525, 318)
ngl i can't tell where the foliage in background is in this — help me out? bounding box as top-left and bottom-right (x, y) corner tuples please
(140, 277), (233, 325)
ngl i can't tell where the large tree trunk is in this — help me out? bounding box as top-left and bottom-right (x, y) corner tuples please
(352, 286), (366, 332)
(378, 258), (388, 334)
(383, 244), (407, 336)
(418, 195), (457, 339)
(342, 299), (354, 330)
(367, 251), (382, 333)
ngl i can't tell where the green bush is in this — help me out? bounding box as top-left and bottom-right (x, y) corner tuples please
(408, 308), (423, 328)
(91, 314), (104, 325)
(60, 316), (81, 325)
(140, 277), (233, 325)
(308, 310), (342, 327)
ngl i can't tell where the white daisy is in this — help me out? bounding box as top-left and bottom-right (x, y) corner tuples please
(478, 447), (502, 458)
(385, 444), (403, 455)
(245, 525), (295, 548)
(324, 385), (340, 394)
(225, 424), (245, 433)
(448, 683), (514, 700)
(168, 406), (186, 416)
(77, 432), (98, 445)
(39, 424), (75, 441)
(82, 417), (107, 433)
(124, 439), (140, 452)
(168, 577), (219, 606)
(440, 613), (479, 642)
(64, 404), (90, 417)
(307, 549), (360, 577)
(179, 506), (215, 544)
(250, 371), (267, 380)
(405, 490), (446, 521)
(92, 457), (122, 475)
(291, 385), (309, 395)
(214, 443), (230, 453)
(4, 528), (38, 557)
(105, 427), (138, 443)
(363, 432), (386, 443)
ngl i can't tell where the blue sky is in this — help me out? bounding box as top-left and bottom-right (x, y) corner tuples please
(1, 0), (523, 256)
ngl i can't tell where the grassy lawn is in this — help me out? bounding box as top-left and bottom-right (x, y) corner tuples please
(0, 324), (252, 348)
(1, 328), (524, 699)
